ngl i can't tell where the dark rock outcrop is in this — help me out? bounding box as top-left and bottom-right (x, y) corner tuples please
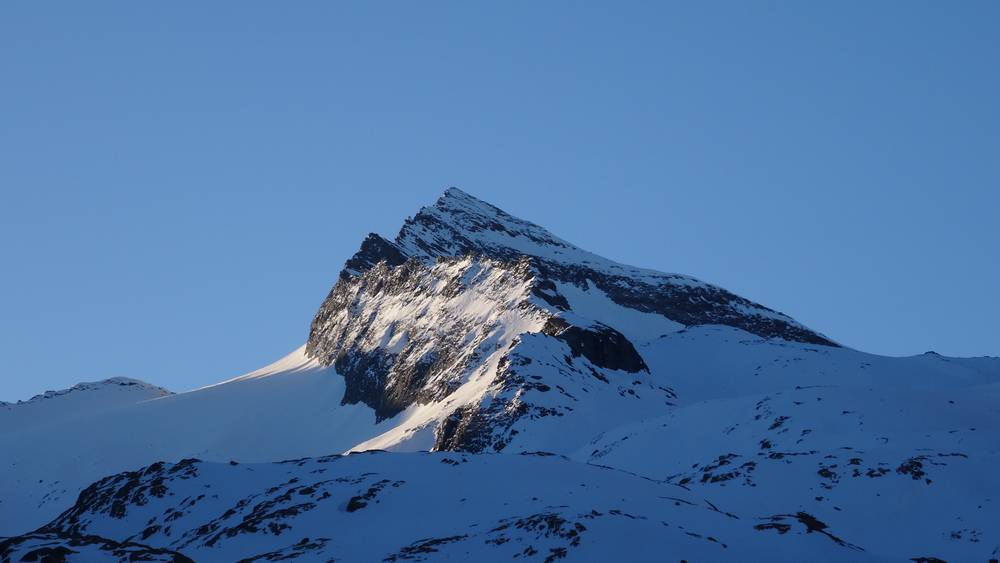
(340, 233), (406, 281)
(0, 532), (195, 562)
(336, 347), (443, 422)
(541, 317), (648, 374)
(329, 188), (837, 347)
(308, 256), (540, 423)
(303, 188), (835, 450)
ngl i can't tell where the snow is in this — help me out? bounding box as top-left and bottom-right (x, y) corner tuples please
(575, 382), (1000, 561)
(1, 452), (885, 562)
(0, 347), (389, 534)
(0, 377), (171, 435)
(396, 187), (711, 288)
(639, 324), (1000, 404)
(2, 188), (999, 561)
(553, 279), (685, 343)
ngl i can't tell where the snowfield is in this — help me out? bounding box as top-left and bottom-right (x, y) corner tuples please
(2, 188), (998, 562)
(1, 452), (889, 562)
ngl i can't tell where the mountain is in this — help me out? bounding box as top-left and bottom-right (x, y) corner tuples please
(0, 453), (882, 562)
(1, 378), (171, 431)
(2, 188), (998, 562)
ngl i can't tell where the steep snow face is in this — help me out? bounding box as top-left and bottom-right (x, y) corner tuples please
(330, 187), (835, 346)
(307, 254), (675, 454)
(298, 187), (845, 453)
(296, 188), (839, 453)
(0, 452), (882, 563)
(307, 256), (551, 422)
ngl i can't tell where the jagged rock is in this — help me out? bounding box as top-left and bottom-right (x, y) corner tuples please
(304, 189), (832, 452)
(329, 188), (836, 346)
(540, 317), (648, 373)
(4, 188), (1000, 562)
(340, 233), (407, 281)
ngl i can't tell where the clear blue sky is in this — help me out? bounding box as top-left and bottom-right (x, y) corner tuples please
(1, 2), (997, 401)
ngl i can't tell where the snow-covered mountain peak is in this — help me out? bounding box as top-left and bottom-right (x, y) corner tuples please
(337, 188), (836, 350)
(397, 186), (579, 260)
(396, 187), (696, 286)
(306, 252), (661, 446)
(5, 377), (172, 407)
(299, 188), (838, 453)
(3, 187), (1000, 561)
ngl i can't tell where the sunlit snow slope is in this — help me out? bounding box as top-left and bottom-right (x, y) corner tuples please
(2, 188), (998, 562)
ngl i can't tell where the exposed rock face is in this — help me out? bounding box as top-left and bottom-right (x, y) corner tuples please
(532, 259), (835, 346)
(306, 256), (550, 422)
(339, 233), (407, 281)
(332, 188), (837, 346)
(433, 403), (497, 452)
(5, 187), (1000, 562)
(305, 188), (834, 450)
(540, 317), (648, 374)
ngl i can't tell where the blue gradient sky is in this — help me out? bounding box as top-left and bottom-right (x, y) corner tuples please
(2, 2), (997, 401)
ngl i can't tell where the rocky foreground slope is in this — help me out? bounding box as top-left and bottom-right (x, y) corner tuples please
(2, 188), (998, 561)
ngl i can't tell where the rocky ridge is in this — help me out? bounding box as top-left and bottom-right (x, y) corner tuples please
(305, 188), (832, 453)
(2, 188), (998, 562)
